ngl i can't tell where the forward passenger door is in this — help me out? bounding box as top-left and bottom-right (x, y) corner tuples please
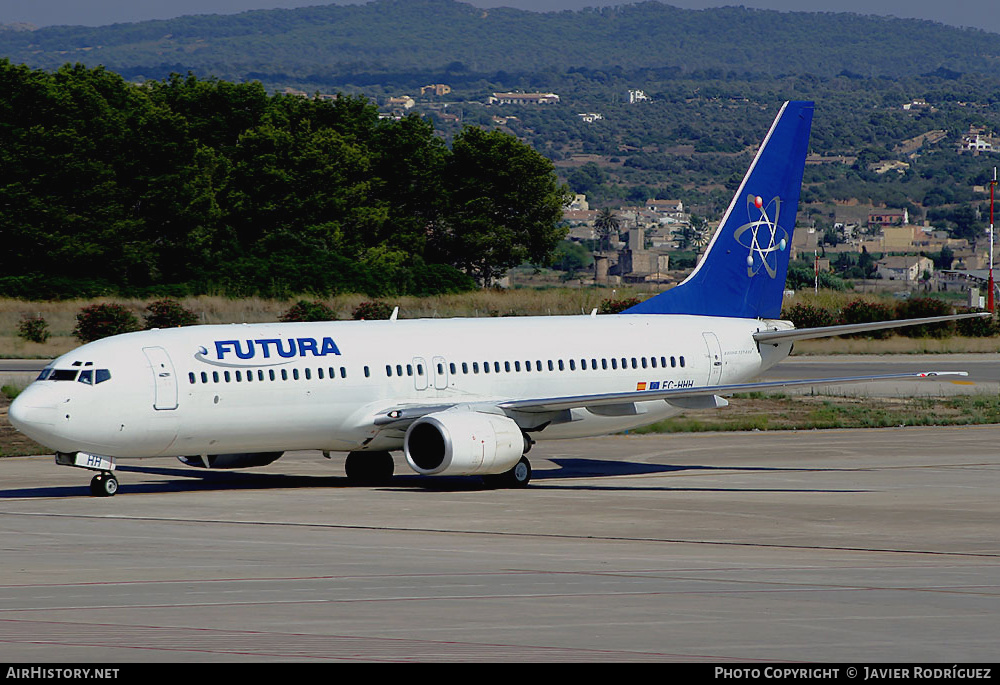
(142, 346), (178, 410)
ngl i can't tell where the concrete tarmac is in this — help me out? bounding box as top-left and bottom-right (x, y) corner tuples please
(0, 426), (998, 662)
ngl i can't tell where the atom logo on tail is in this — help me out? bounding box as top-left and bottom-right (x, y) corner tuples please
(733, 194), (788, 279)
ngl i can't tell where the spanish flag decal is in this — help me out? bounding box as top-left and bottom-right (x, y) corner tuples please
(636, 382), (647, 391)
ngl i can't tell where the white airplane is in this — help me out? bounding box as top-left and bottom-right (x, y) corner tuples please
(9, 101), (982, 496)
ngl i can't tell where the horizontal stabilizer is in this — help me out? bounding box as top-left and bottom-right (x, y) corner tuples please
(754, 312), (991, 345)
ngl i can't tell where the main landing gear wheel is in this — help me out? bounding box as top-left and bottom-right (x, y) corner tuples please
(345, 451), (395, 486)
(89, 472), (119, 497)
(484, 456), (532, 489)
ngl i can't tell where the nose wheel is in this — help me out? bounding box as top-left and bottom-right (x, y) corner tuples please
(89, 472), (119, 497)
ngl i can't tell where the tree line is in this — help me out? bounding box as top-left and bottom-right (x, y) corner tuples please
(0, 62), (570, 299)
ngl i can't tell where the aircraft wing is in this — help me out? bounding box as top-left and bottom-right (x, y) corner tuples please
(498, 371), (969, 413)
(373, 371), (970, 427)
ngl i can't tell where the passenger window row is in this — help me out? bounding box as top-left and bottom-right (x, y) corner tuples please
(385, 363), (425, 377)
(187, 355), (688, 386)
(440, 355), (685, 375)
(188, 366), (348, 384)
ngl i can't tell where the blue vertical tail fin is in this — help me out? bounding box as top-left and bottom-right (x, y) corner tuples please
(624, 101), (814, 319)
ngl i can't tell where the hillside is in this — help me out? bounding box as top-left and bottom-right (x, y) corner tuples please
(1, 0), (999, 90)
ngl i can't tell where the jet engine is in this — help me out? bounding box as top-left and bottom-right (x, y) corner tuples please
(177, 452), (284, 469)
(404, 410), (525, 476)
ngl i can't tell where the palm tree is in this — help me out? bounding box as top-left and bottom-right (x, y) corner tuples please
(594, 208), (620, 252)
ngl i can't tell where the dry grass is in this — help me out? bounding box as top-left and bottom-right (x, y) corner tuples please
(634, 392), (1000, 433)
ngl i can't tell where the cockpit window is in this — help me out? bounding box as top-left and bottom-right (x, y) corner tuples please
(41, 367), (111, 383)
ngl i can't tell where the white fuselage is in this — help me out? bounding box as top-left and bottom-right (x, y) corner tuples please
(10, 314), (791, 460)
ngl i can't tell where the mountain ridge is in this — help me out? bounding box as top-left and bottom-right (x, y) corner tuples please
(2, 0), (999, 89)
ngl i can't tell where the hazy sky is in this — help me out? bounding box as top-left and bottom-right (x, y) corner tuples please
(2, 1), (999, 35)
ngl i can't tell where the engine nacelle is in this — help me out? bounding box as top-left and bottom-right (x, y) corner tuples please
(177, 452), (284, 469)
(404, 410), (525, 476)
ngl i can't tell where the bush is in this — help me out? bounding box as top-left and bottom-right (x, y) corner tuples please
(279, 300), (337, 322)
(782, 302), (836, 329)
(143, 299), (198, 329)
(894, 296), (954, 338)
(17, 315), (51, 343)
(73, 304), (141, 343)
(352, 301), (395, 320)
(956, 308), (1000, 337)
(406, 263), (477, 296)
(838, 299), (895, 339)
(598, 297), (641, 314)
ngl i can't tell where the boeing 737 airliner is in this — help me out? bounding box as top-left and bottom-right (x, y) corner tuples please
(9, 101), (981, 496)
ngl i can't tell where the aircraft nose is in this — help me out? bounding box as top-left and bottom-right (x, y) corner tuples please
(8, 387), (58, 439)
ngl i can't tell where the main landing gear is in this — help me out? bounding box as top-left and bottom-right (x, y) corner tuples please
(484, 432), (534, 488)
(345, 450), (395, 486)
(483, 456), (532, 489)
(344, 450), (532, 488)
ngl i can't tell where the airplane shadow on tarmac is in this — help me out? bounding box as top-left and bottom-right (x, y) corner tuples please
(0, 457), (862, 498)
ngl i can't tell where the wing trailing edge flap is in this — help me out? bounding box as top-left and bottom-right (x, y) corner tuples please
(754, 312), (991, 345)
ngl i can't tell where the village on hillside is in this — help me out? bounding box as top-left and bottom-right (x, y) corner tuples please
(558, 192), (996, 307)
(274, 83), (1000, 302)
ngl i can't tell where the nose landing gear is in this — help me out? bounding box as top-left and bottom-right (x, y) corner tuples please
(89, 472), (119, 497)
(56, 452), (119, 497)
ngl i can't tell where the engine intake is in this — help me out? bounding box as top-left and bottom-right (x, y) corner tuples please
(404, 411), (525, 476)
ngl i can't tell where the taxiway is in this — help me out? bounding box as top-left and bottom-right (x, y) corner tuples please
(0, 425), (997, 662)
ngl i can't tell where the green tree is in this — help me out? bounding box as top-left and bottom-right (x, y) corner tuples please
(551, 240), (594, 273)
(568, 162), (607, 195)
(436, 126), (571, 285)
(950, 206), (981, 242)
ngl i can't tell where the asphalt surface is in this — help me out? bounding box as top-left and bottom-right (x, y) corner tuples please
(760, 353), (999, 396)
(0, 426), (997, 662)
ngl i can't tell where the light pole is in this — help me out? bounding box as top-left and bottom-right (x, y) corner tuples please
(989, 168), (996, 312)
